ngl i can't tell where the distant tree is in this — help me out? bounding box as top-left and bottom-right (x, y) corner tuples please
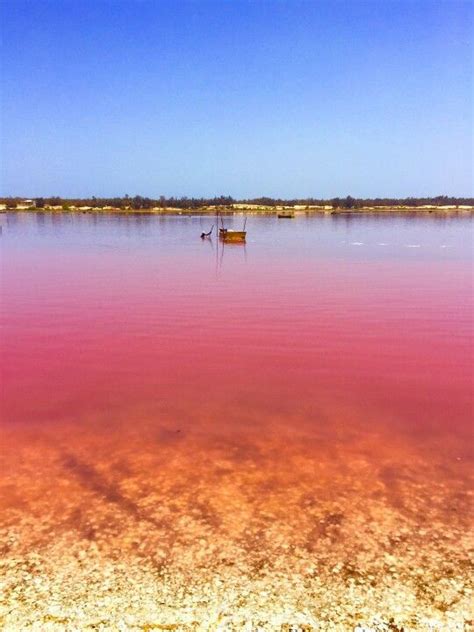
(3, 193), (473, 211)
(131, 195), (145, 209)
(342, 195), (356, 209)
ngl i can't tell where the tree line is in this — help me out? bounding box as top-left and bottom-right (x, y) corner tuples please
(1, 194), (472, 209)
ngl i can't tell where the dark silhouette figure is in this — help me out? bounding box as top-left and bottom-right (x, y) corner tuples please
(201, 225), (214, 239)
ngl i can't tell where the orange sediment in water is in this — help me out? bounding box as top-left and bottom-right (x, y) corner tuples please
(2, 396), (472, 630)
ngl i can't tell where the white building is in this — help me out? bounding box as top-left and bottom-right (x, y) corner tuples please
(16, 199), (36, 210)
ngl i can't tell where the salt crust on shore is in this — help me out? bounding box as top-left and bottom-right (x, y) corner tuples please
(1, 403), (472, 631)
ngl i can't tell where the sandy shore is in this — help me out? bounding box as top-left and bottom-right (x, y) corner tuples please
(2, 207), (473, 216)
(1, 399), (472, 631)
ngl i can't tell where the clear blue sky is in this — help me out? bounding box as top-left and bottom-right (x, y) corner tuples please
(1, 0), (472, 198)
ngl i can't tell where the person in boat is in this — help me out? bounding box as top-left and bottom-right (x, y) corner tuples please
(201, 225), (213, 239)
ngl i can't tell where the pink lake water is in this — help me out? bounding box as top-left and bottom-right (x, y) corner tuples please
(1, 211), (473, 629)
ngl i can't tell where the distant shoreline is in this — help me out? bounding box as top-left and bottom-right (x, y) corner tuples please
(2, 206), (473, 215)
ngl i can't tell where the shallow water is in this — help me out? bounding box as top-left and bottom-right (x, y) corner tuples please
(1, 212), (473, 629)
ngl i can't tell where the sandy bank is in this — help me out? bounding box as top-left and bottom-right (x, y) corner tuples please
(3, 206), (473, 216)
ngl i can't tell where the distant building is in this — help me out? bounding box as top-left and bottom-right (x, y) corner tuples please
(16, 199), (36, 209)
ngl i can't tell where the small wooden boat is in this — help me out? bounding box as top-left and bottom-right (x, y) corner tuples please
(219, 228), (246, 243)
(277, 209), (295, 218)
(217, 211), (247, 242)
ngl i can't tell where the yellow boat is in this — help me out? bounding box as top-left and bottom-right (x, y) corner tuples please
(219, 228), (246, 243)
